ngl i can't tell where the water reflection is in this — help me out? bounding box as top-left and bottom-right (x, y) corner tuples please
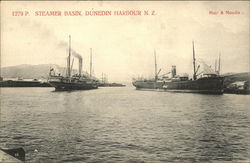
(0, 88), (249, 162)
(195, 95), (248, 161)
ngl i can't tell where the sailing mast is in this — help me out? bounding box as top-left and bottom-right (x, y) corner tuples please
(90, 48), (92, 77)
(154, 49), (158, 81)
(192, 41), (197, 80)
(218, 52), (221, 75)
(68, 35), (71, 80)
(215, 59), (217, 73)
(101, 73), (104, 83)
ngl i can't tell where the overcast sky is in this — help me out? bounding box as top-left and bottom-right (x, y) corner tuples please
(1, 1), (249, 82)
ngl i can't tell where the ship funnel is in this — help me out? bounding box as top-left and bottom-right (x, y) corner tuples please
(71, 50), (83, 76)
(79, 58), (82, 75)
(171, 65), (176, 78)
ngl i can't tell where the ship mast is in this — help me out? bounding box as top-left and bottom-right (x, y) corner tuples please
(192, 41), (197, 80)
(215, 59), (217, 73)
(154, 49), (158, 81)
(90, 48), (92, 77)
(68, 35), (71, 80)
(101, 73), (104, 83)
(218, 52), (221, 75)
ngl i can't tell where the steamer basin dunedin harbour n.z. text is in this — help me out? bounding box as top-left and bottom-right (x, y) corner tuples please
(33, 10), (144, 16)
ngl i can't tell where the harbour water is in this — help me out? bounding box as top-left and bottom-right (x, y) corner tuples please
(0, 87), (250, 162)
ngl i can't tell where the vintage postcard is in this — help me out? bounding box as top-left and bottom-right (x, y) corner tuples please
(0, 1), (249, 163)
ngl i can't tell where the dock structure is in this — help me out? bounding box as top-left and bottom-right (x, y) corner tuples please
(0, 148), (24, 163)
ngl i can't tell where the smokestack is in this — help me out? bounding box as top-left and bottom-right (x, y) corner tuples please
(71, 50), (83, 76)
(171, 65), (176, 78)
(79, 58), (82, 75)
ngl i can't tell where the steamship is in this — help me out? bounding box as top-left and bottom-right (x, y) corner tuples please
(132, 50), (165, 90)
(48, 36), (98, 91)
(132, 42), (224, 94)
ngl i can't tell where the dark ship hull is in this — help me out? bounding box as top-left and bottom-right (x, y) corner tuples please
(132, 77), (224, 94)
(163, 76), (224, 94)
(49, 76), (98, 92)
(0, 80), (51, 87)
(132, 80), (163, 89)
(98, 83), (126, 87)
(49, 81), (97, 91)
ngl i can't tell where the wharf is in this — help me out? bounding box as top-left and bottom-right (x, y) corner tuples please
(0, 149), (23, 163)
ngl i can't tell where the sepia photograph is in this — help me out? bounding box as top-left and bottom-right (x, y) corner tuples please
(0, 1), (249, 162)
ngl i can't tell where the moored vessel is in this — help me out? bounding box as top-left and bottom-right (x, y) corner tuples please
(162, 41), (224, 94)
(163, 73), (224, 94)
(132, 42), (224, 94)
(0, 78), (51, 87)
(132, 50), (166, 90)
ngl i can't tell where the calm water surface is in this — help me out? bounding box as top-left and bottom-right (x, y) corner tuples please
(0, 87), (250, 163)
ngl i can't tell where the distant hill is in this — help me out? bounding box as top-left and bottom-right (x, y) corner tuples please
(0, 64), (85, 79)
(1, 64), (249, 85)
(223, 72), (250, 87)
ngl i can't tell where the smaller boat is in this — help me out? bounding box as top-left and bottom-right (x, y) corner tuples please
(98, 73), (126, 87)
(224, 81), (250, 94)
